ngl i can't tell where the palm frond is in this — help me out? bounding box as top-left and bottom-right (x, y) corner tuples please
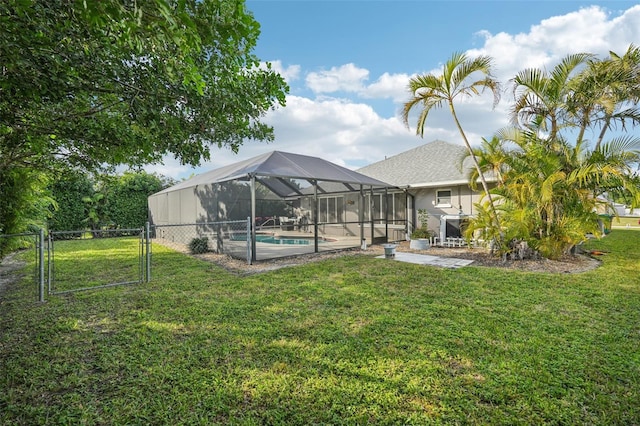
(408, 74), (443, 93)
(598, 134), (640, 157)
(549, 53), (593, 88)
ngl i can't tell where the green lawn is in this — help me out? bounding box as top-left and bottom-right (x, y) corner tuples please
(612, 215), (640, 227)
(1, 231), (639, 425)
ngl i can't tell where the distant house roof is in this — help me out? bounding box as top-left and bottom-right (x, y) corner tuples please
(357, 140), (486, 188)
(155, 150), (394, 198)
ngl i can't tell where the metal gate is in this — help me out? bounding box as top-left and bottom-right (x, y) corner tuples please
(48, 228), (149, 295)
(0, 230), (45, 302)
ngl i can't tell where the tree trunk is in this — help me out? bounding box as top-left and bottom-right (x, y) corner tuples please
(449, 103), (502, 235)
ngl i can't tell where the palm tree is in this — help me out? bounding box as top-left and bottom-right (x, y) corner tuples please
(510, 47), (640, 152)
(467, 135), (511, 188)
(471, 123), (640, 258)
(585, 44), (640, 150)
(509, 53), (593, 144)
(510, 49), (640, 192)
(402, 52), (502, 230)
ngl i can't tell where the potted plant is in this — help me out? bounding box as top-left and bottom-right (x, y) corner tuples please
(410, 227), (435, 250)
(410, 209), (435, 250)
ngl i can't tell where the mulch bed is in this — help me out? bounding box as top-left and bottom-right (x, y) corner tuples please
(193, 240), (601, 275)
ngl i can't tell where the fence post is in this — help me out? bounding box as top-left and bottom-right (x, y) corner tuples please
(47, 231), (52, 295)
(246, 217), (251, 265)
(39, 228), (45, 303)
(146, 222), (151, 282)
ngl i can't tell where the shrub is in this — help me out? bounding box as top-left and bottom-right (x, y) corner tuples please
(48, 171), (94, 232)
(188, 237), (209, 254)
(104, 172), (165, 229)
(411, 227), (435, 239)
(411, 208), (435, 239)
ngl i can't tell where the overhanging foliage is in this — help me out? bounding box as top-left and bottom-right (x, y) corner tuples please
(0, 0), (288, 236)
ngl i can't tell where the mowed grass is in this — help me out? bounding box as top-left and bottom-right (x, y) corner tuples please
(613, 215), (640, 227)
(49, 237), (144, 292)
(1, 231), (639, 425)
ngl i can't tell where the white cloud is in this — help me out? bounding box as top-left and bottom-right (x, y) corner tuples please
(402, 4), (640, 144)
(151, 4), (640, 180)
(305, 63), (369, 93)
(362, 72), (414, 102)
(143, 158), (195, 181)
(469, 5), (640, 81)
(263, 60), (301, 83)
(304, 66), (411, 103)
(172, 95), (464, 179)
(254, 95), (419, 167)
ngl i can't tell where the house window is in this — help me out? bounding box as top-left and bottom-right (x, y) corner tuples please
(387, 192), (406, 224)
(318, 196), (344, 223)
(365, 192), (406, 223)
(436, 189), (452, 207)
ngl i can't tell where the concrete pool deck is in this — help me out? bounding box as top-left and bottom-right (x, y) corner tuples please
(376, 251), (475, 269)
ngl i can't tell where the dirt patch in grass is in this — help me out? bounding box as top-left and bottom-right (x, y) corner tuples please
(0, 253), (27, 298)
(191, 241), (601, 275)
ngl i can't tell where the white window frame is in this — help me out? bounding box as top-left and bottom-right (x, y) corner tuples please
(318, 196), (344, 223)
(436, 189), (452, 207)
(365, 191), (406, 223)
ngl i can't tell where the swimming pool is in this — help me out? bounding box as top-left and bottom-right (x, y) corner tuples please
(231, 234), (321, 245)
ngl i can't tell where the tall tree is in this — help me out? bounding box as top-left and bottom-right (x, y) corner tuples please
(48, 171), (94, 232)
(511, 47), (640, 151)
(0, 0), (288, 172)
(0, 0), (288, 235)
(467, 47), (640, 259)
(402, 52), (502, 234)
(509, 49), (640, 204)
(510, 53), (594, 143)
(0, 167), (52, 256)
(579, 44), (640, 150)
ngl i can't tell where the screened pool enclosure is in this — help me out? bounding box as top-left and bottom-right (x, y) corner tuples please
(148, 151), (407, 263)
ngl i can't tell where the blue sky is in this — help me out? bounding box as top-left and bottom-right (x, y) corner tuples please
(150, 1), (640, 179)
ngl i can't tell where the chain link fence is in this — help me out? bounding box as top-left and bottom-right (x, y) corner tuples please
(150, 220), (251, 262)
(47, 228), (148, 295)
(2, 217), (393, 302)
(1, 227), (149, 302)
(0, 230), (45, 302)
(1, 220), (250, 303)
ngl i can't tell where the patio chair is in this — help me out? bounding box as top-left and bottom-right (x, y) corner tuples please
(279, 216), (294, 231)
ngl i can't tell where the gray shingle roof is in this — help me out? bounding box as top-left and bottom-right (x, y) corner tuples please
(357, 140), (476, 188)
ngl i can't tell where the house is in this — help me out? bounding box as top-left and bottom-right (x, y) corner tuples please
(147, 141), (491, 262)
(357, 140), (493, 242)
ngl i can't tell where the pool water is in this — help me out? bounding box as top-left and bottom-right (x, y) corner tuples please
(257, 235), (314, 245)
(231, 234), (319, 245)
